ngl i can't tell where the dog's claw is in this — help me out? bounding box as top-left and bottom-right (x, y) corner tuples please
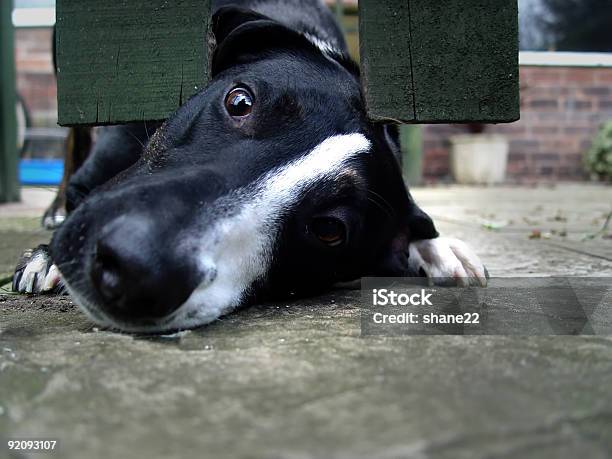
(409, 237), (488, 287)
(12, 245), (63, 294)
(11, 269), (23, 292)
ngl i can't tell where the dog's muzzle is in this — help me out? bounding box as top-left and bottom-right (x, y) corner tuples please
(88, 214), (204, 321)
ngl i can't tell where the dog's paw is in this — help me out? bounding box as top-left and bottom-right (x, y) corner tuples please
(409, 237), (488, 287)
(42, 204), (67, 230)
(12, 245), (62, 294)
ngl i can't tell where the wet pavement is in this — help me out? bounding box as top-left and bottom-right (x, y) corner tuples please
(1, 185), (611, 459)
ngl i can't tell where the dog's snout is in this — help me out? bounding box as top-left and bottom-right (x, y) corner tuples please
(89, 215), (200, 322)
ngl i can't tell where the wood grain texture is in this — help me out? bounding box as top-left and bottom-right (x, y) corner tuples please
(56, 0), (211, 126)
(359, 1), (415, 122)
(359, 0), (519, 123)
(0, 0), (20, 202)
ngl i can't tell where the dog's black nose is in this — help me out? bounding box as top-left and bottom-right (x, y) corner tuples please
(90, 216), (199, 321)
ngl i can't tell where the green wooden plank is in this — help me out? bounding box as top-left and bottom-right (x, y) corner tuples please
(410, 0), (519, 122)
(359, 1), (415, 122)
(0, 0), (20, 203)
(56, 0), (211, 126)
(359, 0), (519, 124)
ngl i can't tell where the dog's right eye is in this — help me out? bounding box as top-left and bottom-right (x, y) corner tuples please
(225, 87), (253, 118)
(309, 217), (347, 248)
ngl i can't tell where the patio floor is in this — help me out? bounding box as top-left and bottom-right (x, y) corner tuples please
(1, 185), (611, 459)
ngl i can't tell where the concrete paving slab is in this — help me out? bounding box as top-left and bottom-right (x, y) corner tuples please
(1, 294), (612, 459)
(417, 184), (612, 239)
(1, 185), (611, 459)
(0, 187), (56, 219)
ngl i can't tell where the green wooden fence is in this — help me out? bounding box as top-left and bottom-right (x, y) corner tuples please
(359, 0), (519, 123)
(56, 0), (211, 126)
(56, 0), (519, 126)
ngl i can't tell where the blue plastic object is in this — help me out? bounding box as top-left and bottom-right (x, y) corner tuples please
(19, 159), (64, 185)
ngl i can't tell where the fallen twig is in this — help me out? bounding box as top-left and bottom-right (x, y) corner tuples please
(582, 210), (612, 241)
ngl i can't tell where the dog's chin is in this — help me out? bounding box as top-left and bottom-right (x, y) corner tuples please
(61, 276), (239, 334)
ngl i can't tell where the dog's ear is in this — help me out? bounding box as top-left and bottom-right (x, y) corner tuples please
(212, 7), (323, 76)
(212, 7), (270, 46)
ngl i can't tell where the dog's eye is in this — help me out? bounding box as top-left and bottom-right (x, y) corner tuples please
(309, 217), (346, 247)
(225, 88), (253, 118)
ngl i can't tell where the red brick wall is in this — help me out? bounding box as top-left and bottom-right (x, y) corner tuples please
(423, 66), (612, 182)
(14, 27), (57, 128)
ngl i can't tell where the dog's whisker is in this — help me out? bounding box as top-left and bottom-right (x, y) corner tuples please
(144, 120), (150, 143)
(367, 189), (395, 214)
(367, 196), (393, 220)
(126, 130), (145, 150)
(367, 190), (395, 219)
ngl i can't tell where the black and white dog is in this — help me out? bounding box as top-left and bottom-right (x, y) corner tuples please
(13, 0), (486, 332)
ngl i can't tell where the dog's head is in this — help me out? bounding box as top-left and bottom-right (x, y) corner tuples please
(51, 7), (437, 332)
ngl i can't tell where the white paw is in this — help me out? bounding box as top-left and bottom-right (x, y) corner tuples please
(408, 237), (488, 287)
(42, 208), (66, 230)
(12, 245), (62, 294)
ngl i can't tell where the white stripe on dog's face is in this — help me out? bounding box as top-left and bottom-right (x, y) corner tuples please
(159, 133), (372, 331)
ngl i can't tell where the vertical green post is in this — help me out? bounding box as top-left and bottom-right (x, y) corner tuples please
(334, 0), (344, 34)
(0, 0), (19, 203)
(400, 125), (423, 186)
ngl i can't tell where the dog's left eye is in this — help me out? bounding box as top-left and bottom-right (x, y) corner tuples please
(309, 217), (346, 247)
(225, 87), (253, 118)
